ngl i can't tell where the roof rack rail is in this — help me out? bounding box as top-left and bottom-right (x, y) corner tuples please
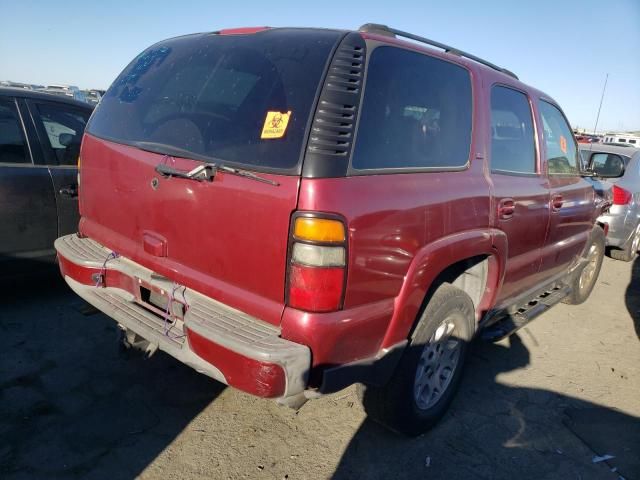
(358, 23), (518, 80)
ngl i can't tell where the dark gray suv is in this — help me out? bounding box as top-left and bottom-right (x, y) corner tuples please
(0, 87), (93, 277)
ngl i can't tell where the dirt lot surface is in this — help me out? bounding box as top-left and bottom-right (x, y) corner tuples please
(1, 256), (639, 480)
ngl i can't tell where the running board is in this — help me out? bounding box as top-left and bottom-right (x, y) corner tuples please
(481, 284), (572, 342)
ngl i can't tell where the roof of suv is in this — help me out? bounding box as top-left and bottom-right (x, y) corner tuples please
(0, 86), (93, 109)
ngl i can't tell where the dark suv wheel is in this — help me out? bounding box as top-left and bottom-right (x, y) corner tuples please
(358, 283), (475, 436)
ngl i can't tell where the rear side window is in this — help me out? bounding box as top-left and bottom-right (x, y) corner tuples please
(87, 30), (341, 173)
(352, 47), (472, 171)
(490, 86), (536, 174)
(34, 103), (90, 165)
(539, 101), (579, 175)
(0, 99), (29, 164)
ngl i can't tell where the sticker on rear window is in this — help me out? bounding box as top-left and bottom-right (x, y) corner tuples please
(261, 111), (291, 139)
(560, 135), (568, 154)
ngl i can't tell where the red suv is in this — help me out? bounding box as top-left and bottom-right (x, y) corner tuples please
(55, 24), (605, 435)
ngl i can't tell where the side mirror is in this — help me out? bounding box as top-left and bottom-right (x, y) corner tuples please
(58, 133), (75, 147)
(591, 153), (625, 178)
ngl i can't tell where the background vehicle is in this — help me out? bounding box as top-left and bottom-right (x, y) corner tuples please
(55, 25), (605, 436)
(40, 84), (87, 103)
(83, 89), (102, 105)
(602, 132), (640, 147)
(0, 87), (93, 277)
(581, 144), (640, 261)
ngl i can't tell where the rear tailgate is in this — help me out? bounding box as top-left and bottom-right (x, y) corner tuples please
(77, 29), (343, 325)
(79, 134), (298, 326)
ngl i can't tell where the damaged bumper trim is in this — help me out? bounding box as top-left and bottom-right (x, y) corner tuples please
(55, 234), (311, 401)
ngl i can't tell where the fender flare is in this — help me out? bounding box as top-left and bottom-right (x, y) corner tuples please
(380, 228), (507, 348)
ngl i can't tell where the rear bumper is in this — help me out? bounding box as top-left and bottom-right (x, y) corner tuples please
(54, 234), (310, 401)
(598, 212), (635, 248)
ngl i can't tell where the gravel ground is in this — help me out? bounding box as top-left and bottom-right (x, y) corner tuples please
(1, 256), (638, 480)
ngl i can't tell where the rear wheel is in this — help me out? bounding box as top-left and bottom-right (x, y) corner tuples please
(357, 283), (474, 436)
(609, 224), (640, 262)
(563, 227), (605, 305)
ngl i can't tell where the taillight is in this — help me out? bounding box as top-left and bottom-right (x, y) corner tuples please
(287, 214), (347, 312)
(77, 155), (81, 186)
(612, 185), (632, 205)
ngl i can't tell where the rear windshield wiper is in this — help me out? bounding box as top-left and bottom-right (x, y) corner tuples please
(133, 141), (279, 186)
(155, 162), (279, 186)
(155, 163), (214, 181)
(214, 164), (280, 186)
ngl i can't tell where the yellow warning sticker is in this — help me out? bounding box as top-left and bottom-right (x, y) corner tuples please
(261, 111), (292, 139)
(559, 135), (568, 154)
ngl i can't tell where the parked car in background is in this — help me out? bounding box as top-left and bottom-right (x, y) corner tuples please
(575, 134), (600, 144)
(83, 89), (102, 105)
(602, 132), (640, 147)
(55, 24), (606, 436)
(40, 84), (87, 103)
(0, 87), (93, 277)
(581, 144), (640, 261)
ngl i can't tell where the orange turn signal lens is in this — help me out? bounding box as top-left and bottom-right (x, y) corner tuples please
(293, 217), (345, 243)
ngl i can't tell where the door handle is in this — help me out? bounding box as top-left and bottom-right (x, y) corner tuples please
(551, 194), (563, 211)
(498, 198), (515, 220)
(59, 184), (78, 198)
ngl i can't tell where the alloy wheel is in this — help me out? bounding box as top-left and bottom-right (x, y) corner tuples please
(413, 317), (462, 410)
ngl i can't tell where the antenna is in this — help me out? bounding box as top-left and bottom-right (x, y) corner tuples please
(590, 73), (608, 151)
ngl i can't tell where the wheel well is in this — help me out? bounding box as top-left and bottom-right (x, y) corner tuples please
(415, 255), (490, 327)
(437, 255), (490, 310)
(406, 255), (494, 339)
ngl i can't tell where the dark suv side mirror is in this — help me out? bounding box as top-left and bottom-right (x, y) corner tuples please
(591, 152), (625, 178)
(58, 133), (75, 147)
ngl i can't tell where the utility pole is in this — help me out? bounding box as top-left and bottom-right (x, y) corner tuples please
(592, 73), (608, 136)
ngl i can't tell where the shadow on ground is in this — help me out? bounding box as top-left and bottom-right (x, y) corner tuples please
(333, 334), (640, 480)
(626, 256), (640, 339)
(1, 267), (639, 480)
(0, 272), (224, 480)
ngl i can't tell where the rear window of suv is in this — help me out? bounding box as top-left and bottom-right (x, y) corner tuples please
(351, 46), (472, 171)
(87, 29), (341, 173)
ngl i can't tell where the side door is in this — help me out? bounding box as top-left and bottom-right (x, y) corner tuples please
(0, 97), (58, 272)
(538, 100), (595, 279)
(488, 85), (550, 305)
(26, 99), (92, 237)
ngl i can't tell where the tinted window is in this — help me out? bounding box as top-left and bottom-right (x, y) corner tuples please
(490, 86), (536, 173)
(0, 99), (29, 164)
(539, 101), (579, 175)
(35, 103), (90, 165)
(88, 30), (340, 173)
(352, 47), (472, 170)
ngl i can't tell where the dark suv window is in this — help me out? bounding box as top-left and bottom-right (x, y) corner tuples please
(351, 46), (472, 171)
(490, 86), (536, 174)
(0, 99), (29, 164)
(539, 101), (579, 175)
(34, 103), (91, 165)
(87, 30), (341, 173)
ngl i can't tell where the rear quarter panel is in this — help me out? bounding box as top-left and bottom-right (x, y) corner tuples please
(297, 157), (494, 352)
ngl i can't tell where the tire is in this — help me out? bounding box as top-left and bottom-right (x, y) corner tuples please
(357, 283), (475, 436)
(563, 227), (605, 305)
(609, 224), (640, 262)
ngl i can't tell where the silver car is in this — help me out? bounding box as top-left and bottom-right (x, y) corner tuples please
(581, 144), (640, 261)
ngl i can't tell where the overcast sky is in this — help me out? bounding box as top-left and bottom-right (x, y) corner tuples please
(2, 0), (638, 131)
